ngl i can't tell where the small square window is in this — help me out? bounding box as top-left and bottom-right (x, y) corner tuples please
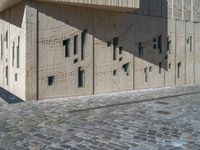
(113, 70), (117, 76)
(48, 76), (55, 86)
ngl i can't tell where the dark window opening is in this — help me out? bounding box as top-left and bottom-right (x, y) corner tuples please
(158, 35), (162, 53)
(177, 62), (181, 78)
(123, 63), (129, 76)
(16, 46), (19, 68)
(63, 39), (70, 57)
(144, 67), (148, 82)
(6, 31), (8, 48)
(168, 63), (171, 69)
(81, 29), (87, 60)
(12, 42), (15, 67)
(74, 58), (78, 64)
(190, 36), (192, 52)
(113, 70), (117, 76)
(119, 57), (123, 62)
(48, 76), (55, 86)
(107, 41), (111, 47)
(119, 47), (123, 55)
(15, 73), (18, 82)
(149, 66), (152, 72)
(159, 62), (162, 74)
(139, 42), (143, 57)
(5, 66), (8, 85)
(113, 37), (118, 60)
(153, 38), (157, 49)
(78, 67), (85, 88)
(74, 35), (78, 55)
(167, 36), (171, 51)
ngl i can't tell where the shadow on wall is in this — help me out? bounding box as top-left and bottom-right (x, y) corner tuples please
(0, 87), (23, 104)
(32, 0), (169, 70)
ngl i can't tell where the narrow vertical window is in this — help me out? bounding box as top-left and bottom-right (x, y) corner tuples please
(81, 29), (87, 60)
(177, 62), (181, 78)
(139, 42), (143, 57)
(12, 42), (15, 67)
(153, 38), (157, 49)
(113, 37), (118, 60)
(15, 73), (18, 82)
(5, 66), (8, 85)
(159, 62), (162, 74)
(63, 39), (70, 57)
(78, 67), (85, 88)
(158, 35), (162, 53)
(144, 67), (148, 82)
(123, 63), (129, 76)
(1, 34), (3, 60)
(167, 36), (171, 52)
(190, 36), (192, 52)
(16, 36), (20, 68)
(74, 35), (78, 55)
(6, 31), (8, 49)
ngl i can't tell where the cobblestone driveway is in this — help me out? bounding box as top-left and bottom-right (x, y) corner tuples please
(0, 85), (200, 150)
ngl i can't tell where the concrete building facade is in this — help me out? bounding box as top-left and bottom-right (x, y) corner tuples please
(0, 0), (200, 100)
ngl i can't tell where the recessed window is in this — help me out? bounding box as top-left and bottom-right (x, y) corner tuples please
(81, 29), (87, 60)
(107, 41), (111, 47)
(74, 35), (78, 55)
(6, 31), (8, 48)
(190, 36), (192, 52)
(159, 62), (162, 74)
(177, 62), (181, 78)
(48, 76), (55, 86)
(78, 67), (85, 88)
(153, 38), (157, 49)
(167, 36), (171, 51)
(113, 70), (117, 76)
(15, 73), (18, 81)
(119, 47), (123, 55)
(113, 37), (118, 60)
(158, 35), (162, 54)
(149, 66), (152, 72)
(144, 67), (148, 82)
(6, 66), (8, 85)
(123, 63), (129, 76)
(17, 36), (20, 68)
(168, 63), (171, 69)
(74, 58), (78, 64)
(12, 42), (15, 67)
(63, 39), (70, 57)
(139, 42), (143, 57)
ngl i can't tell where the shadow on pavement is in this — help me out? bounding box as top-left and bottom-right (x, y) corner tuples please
(0, 87), (24, 104)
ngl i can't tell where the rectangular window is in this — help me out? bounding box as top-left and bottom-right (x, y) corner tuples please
(144, 67), (148, 82)
(113, 37), (118, 60)
(158, 35), (162, 53)
(81, 29), (87, 60)
(190, 36), (192, 52)
(48, 76), (55, 86)
(139, 42), (143, 57)
(153, 38), (157, 49)
(177, 62), (181, 78)
(1, 34), (3, 60)
(15, 73), (18, 82)
(63, 39), (70, 57)
(159, 62), (162, 74)
(16, 46), (19, 68)
(17, 36), (20, 68)
(113, 69), (117, 76)
(12, 42), (15, 67)
(74, 35), (78, 55)
(167, 36), (171, 51)
(5, 66), (8, 85)
(78, 67), (85, 88)
(119, 47), (123, 55)
(6, 31), (8, 49)
(123, 63), (129, 76)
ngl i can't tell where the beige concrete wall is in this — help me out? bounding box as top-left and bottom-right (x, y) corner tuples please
(0, 3), (26, 100)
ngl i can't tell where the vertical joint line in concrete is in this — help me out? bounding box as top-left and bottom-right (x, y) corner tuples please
(36, 9), (39, 100)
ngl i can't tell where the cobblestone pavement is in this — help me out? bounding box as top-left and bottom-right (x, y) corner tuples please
(0, 85), (200, 150)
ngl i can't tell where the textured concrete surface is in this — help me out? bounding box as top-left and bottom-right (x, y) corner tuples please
(0, 85), (200, 150)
